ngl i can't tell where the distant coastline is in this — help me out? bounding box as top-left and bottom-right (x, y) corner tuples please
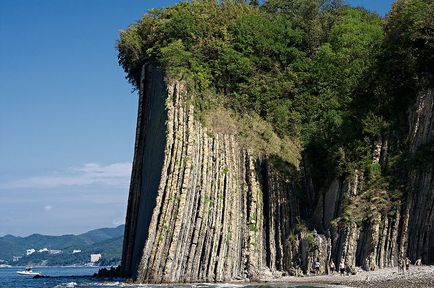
(0, 225), (124, 267)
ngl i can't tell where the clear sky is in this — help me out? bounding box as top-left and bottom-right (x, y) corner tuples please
(0, 0), (394, 237)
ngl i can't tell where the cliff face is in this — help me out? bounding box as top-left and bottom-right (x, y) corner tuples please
(404, 89), (434, 264)
(121, 66), (168, 278)
(121, 65), (298, 282)
(121, 65), (433, 282)
(309, 88), (434, 270)
(312, 88), (433, 270)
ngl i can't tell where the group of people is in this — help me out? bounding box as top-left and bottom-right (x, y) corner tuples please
(328, 259), (349, 276)
(399, 255), (423, 273)
(306, 255), (423, 276)
(399, 256), (411, 273)
(310, 258), (348, 276)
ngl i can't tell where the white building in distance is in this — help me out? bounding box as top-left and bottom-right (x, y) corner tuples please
(38, 248), (49, 253)
(90, 254), (102, 263)
(72, 249), (81, 254)
(49, 250), (62, 255)
(26, 249), (36, 256)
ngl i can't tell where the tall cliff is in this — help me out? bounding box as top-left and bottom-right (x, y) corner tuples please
(117, 0), (434, 283)
(121, 64), (433, 282)
(121, 64), (305, 282)
(404, 89), (434, 264)
(312, 88), (434, 271)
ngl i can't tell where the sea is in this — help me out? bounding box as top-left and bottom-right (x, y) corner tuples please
(0, 267), (332, 288)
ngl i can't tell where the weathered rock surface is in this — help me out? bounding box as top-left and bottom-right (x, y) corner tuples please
(121, 65), (433, 283)
(404, 88), (433, 264)
(313, 88), (433, 271)
(121, 65), (311, 282)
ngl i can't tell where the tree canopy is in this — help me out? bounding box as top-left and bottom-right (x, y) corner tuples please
(117, 0), (434, 203)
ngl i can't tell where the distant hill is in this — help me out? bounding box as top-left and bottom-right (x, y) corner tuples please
(0, 225), (124, 266)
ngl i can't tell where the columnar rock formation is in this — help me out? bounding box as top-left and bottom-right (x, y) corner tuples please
(404, 89), (433, 264)
(121, 65), (433, 283)
(310, 89), (433, 271)
(121, 65), (309, 282)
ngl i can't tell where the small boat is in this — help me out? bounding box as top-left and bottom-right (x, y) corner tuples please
(16, 267), (40, 276)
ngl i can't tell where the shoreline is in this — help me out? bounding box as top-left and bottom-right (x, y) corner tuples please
(256, 266), (434, 288)
(99, 266), (434, 288)
(4, 265), (433, 287)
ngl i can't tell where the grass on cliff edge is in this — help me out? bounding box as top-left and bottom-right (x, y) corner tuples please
(203, 106), (301, 168)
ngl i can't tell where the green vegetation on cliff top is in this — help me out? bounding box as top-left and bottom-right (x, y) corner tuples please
(117, 0), (433, 224)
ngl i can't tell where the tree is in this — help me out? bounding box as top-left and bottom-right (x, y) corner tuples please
(250, 0), (259, 6)
(385, 0), (434, 81)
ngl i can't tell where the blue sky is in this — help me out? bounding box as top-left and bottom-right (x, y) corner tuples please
(0, 0), (393, 237)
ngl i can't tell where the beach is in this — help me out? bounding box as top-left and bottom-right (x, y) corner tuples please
(260, 265), (434, 288)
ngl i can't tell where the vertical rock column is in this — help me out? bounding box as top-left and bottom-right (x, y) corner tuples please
(121, 65), (168, 278)
(404, 89), (434, 264)
(125, 70), (272, 283)
(122, 65), (309, 282)
(262, 163), (300, 273)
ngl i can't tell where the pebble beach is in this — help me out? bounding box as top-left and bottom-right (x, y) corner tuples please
(261, 266), (434, 288)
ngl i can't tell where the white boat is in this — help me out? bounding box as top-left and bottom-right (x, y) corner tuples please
(16, 267), (40, 276)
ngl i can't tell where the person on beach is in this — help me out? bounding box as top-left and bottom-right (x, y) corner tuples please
(339, 259), (345, 276)
(398, 255), (402, 273)
(399, 256), (405, 273)
(314, 259), (320, 274)
(415, 257), (422, 266)
(405, 257), (411, 271)
(329, 260), (335, 275)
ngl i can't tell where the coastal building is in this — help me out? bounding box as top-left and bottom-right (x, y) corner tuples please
(90, 254), (102, 263)
(49, 249), (62, 254)
(38, 248), (49, 253)
(12, 256), (22, 262)
(72, 249), (82, 254)
(26, 249), (35, 256)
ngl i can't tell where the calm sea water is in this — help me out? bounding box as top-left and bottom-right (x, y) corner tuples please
(0, 267), (329, 288)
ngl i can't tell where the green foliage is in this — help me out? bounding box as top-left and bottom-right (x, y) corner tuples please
(287, 232), (297, 244)
(248, 223), (257, 232)
(117, 0), (433, 224)
(250, 0), (259, 7)
(295, 219), (309, 233)
(262, 0), (344, 54)
(223, 166), (229, 174)
(159, 40), (192, 74)
(361, 112), (389, 138)
(366, 162), (382, 181)
(117, 1), (383, 145)
(296, 7), (383, 140)
(306, 233), (315, 247)
(385, 0), (434, 78)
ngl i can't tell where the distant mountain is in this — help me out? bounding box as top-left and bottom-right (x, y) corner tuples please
(79, 225), (124, 243)
(0, 225), (124, 266)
